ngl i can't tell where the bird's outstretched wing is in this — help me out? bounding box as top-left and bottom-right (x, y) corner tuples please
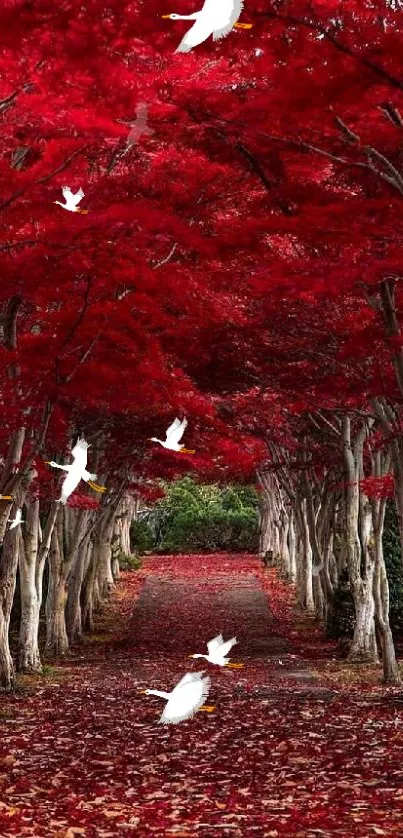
(58, 471), (81, 504)
(175, 17), (214, 52)
(72, 187), (84, 202)
(174, 670), (205, 690)
(159, 674), (210, 724)
(62, 186), (73, 201)
(166, 417), (187, 445)
(70, 436), (89, 466)
(218, 637), (237, 657)
(207, 634), (224, 654)
(166, 417), (181, 437)
(212, 0), (243, 39)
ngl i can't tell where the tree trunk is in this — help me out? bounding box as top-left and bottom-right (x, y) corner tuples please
(373, 542), (400, 683)
(370, 453), (400, 684)
(288, 511), (297, 582)
(298, 499), (314, 612)
(66, 537), (91, 643)
(94, 512), (117, 599)
(18, 501), (41, 672)
(97, 539), (114, 598)
(349, 583), (377, 661)
(258, 495), (270, 555)
(18, 501), (58, 672)
(0, 535), (19, 689)
(117, 498), (133, 556)
(46, 507), (92, 655)
(18, 579), (42, 672)
(257, 477), (272, 555)
(342, 416), (379, 664)
(279, 506), (291, 577)
(82, 545), (98, 632)
(0, 429), (25, 542)
(0, 475), (32, 689)
(46, 523), (69, 656)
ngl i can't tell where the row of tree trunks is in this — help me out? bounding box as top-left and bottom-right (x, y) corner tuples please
(0, 464), (34, 690)
(0, 489), (136, 690)
(258, 416), (401, 685)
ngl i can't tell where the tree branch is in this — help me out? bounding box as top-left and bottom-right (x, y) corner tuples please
(253, 10), (403, 92)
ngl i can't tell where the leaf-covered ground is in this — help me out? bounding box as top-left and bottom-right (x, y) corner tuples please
(1, 554), (403, 837)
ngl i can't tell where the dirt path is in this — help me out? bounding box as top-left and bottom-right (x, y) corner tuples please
(0, 554), (403, 837)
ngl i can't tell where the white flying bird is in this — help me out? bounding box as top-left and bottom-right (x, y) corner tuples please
(54, 187), (88, 214)
(190, 634), (244, 668)
(149, 417), (195, 453)
(162, 0), (252, 53)
(9, 508), (24, 530)
(127, 103), (154, 145)
(140, 671), (214, 724)
(45, 437), (106, 504)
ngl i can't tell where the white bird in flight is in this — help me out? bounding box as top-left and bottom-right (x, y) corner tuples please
(150, 417), (195, 454)
(45, 437), (106, 504)
(127, 103), (154, 145)
(140, 671), (214, 724)
(162, 0), (252, 53)
(190, 634), (244, 668)
(54, 187), (89, 214)
(9, 508), (24, 530)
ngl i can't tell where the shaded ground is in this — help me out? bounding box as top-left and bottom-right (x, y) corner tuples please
(1, 554), (403, 837)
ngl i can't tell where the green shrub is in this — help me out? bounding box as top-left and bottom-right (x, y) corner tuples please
(383, 501), (403, 634)
(130, 521), (154, 555)
(118, 552), (142, 571)
(154, 478), (259, 553)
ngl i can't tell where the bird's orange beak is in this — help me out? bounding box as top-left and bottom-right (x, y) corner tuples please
(139, 689), (148, 694)
(44, 461), (51, 464)
(161, 14), (171, 17)
(0, 496), (12, 500)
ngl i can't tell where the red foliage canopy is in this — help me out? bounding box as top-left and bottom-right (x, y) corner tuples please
(0, 0), (402, 495)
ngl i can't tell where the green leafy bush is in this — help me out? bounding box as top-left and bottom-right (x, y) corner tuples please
(118, 552), (142, 571)
(130, 521), (154, 556)
(383, 501), (403, 634)
(152, 477), (259, 553)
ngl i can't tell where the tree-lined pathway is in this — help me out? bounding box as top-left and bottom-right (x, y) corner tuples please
(1, 555), (403, 837)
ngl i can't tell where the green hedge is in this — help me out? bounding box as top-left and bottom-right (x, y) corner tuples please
(384, 500), (403, 633)
(148, 477), (259, 553)
(130, 521), (154, 556)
